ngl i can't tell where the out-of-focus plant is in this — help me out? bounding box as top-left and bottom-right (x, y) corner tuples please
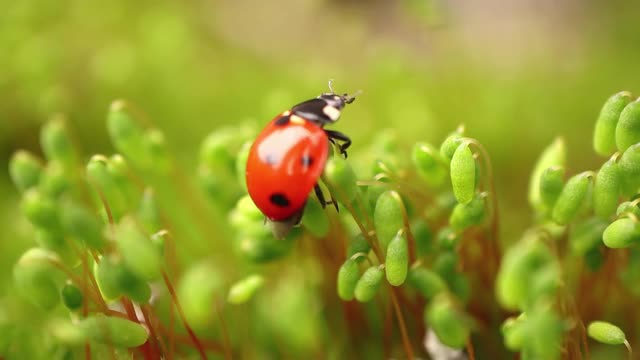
(5, 90), (640, 359)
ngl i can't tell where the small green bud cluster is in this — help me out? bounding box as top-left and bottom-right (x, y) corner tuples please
(329, 125), (495, 351)
(495, 90), (640, 359)
(7, 102), (244, 357)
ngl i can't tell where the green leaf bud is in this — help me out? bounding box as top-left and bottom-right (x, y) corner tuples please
(354, 265), (384, 302)
(603, 217), (640, 248)
(593, 158), (621, 218)
(449, 193), (486, 231)
(40, 115), (77, 169)
(178, 262), (222, 330)
(337, 258), (361, 300)
(440, 127), (465, 161)
(114, 261), (152, 304)
(436, 227), (460, 250)
(539, 166), (564, 211)
(107, 154), (138, 201)
(86, 155), (128, 220)
(13, 248), (62, 310)
(300, 197), (329, 238)
(144, 128), (170, 172)
(412, 219), (434, 256)
(347, 234), (371, 260)
(529, 138), (566, 210)
(138, 188), (162, 233)
(412, 142), (447, 187)
(594, 92), (633, 155)
(60, 201), (105, 250)
(78, 314), (148, 348)
(617, 201), (640, 217)
(228, 274), (264, 304)
(94, 257), (122, 301)
(150, 230), (168, 255)
(501, 314), (526, 350)
(552, 171), (592, 225)
(114, 216), (163, 281)
(35, 230), (74, 263)
(522, 308), (564, 359)
(587, 321), (627, 345)
(324, 156), (359, 204)
(496, 237), (553, 310)
(450, 142), (476, 204)
(9, 150), (43, 193)
(616, 98), (640, 152)
(406, 267), (447, 299)
(39, 161), (70, 198)
(433, 251), (458, 280)
(20, 189), (61, 233)
(107, 100), (151, 168)
(569, 218), (607, 256)
(47, 318), (87, 346)
(618, 144), (640, 196)
(230, 196), (296, 262)
(426, 295), (470, 349)
(449, 273), (471, 304)
(61, 283), (83, 311)
(374, 190), (405, 249)
(385, 230), (409, 286)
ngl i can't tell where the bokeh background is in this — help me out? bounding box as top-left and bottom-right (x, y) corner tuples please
(1, 0), (639, 357)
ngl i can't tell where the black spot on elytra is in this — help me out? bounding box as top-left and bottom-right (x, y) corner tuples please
(270, 193), (290, 207)
(274, 115), (290, 126)
(301, 156), (314, 167)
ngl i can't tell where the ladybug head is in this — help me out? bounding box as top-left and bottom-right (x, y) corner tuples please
(320, 79), (362, 109)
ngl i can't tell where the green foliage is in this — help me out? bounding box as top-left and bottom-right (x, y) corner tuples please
(450, 142), (476, 204)
(385, 230), (409, 286)
(587, 321), (627, 345)
(5, 47), (640, 359)
(354, 265), (385, 302)
(594, 91), (633, 155)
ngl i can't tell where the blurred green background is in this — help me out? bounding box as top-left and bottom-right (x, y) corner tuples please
(1, 0), (639, 357)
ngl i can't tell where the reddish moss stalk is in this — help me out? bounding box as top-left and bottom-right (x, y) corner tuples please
(162, 271), (208, 359)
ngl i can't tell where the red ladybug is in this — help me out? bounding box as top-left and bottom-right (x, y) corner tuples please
(246, 81), (359, 233)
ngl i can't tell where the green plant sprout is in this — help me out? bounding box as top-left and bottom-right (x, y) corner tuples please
(5, 90), (640, 359)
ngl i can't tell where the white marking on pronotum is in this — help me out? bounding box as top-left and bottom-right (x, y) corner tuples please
(282, 110), (291, 116)
(290, 114), (305, 124)
(323, 106), (341, 121)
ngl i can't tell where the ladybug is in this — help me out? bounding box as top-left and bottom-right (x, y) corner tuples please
(246, 81), (359, 235)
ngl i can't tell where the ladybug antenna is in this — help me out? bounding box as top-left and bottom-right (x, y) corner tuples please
(327, 79), (336, 94)
(344, 89), (362, 104)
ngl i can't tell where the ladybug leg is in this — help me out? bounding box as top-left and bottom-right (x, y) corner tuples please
(314, 184), (328, 208)
(315, 183), (340, 213)
(325, 130), (351, 158)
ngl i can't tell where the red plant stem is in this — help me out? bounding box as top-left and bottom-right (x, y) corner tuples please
(466, 338), (476, 360)
(168, 300), (176, 360)
(121, 299), (154, 360)
(390, 288), (414, 360)
(162, 271), (208, 359)
(141, 304), (167, 358)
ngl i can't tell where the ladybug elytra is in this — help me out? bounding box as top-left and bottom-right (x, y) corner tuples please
(245, 81), (359, 233)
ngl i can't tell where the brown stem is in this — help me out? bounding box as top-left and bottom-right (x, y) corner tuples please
(466, 338), (476, 360)
(162, 271), (209, 359)
(141, 304), (166, 358)
(120, 299), (153, 360)
(390, 288), (414, 360)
